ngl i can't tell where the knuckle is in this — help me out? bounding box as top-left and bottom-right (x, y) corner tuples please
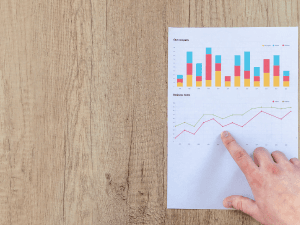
(225, 138), (236, 147)
(265, 163), (281, 174)
(234, 151), (246, 162)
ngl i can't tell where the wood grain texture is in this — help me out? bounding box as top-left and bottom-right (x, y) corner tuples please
(0, 0), (298, 224)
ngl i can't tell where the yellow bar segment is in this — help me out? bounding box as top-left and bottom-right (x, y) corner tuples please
(254, 81), (260, 87)
(177, 82), (183, 87)
(196, 81), (202, 87)
(234, 76), (240, 87)
(206, 80), (211, 87)
(273, 76), (279, 87)
(187, 75), (192, 87)
(225, 81), (231, 87)
(215, 71), (221, 87)
(283, 81), (289, 87)
(244, 79), (250, 87)
(264, 73), (270, 87)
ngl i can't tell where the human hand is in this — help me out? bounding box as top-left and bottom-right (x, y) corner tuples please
(221, 131), (300, 225)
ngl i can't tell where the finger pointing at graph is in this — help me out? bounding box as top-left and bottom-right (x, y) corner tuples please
(220, 131), (300, 225)
(220, 131), (263, 222)
(220, 131), (261, 184)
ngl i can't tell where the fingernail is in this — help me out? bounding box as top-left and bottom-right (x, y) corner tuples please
(222, 131), (229, 137)
(227, 201), (232, 207)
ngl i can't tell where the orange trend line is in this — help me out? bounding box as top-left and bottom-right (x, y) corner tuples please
(174, 110), (292, 139)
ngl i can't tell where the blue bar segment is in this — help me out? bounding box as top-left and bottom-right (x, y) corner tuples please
(196, 63), (202, 76)
(244, 52), (250, 71)
(234, 55), (240, 66)
(187, 52), (193, 63)
(274, 55), (280, 66)
(215, 55), (221, 64)
(177, 75), (183, 79)
(206, 48), (211, 54)
(254, 67), (260, 76)
(283, 71), (289, 76)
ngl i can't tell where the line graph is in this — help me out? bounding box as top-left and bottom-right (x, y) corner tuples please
(175, 110), (292, 139)
(175, 106), (292, 127)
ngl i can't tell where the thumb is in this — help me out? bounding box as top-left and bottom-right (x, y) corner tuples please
(223, 195), (262, 222)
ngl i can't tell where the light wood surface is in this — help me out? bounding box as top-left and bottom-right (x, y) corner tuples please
(0, 0), (298, 224)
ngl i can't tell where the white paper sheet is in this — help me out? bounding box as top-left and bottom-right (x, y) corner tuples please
(167, 27), (298, 209)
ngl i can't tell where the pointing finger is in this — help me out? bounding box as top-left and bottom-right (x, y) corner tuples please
(221, 131), (260, 182)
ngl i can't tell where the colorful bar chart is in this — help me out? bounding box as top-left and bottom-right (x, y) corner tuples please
(196, 63), (202, 87)
(225, 76), (231, 87)
(273, 55), (280, 87)
(244, 52), (250, 87)
(177, 75), (183, 87)
(206, 48), (212, 87)
(283, 71), (289, 87)
(264, 59), (270, 87)
(254, 67), (260, 87)
(178, 49), (291, 88)
(215, 55), (221, 87)
(187, 52), (193, 87)
(234, 55), (240, 87)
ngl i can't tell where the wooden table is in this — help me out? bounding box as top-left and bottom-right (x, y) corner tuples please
(0, 0), (298, 224)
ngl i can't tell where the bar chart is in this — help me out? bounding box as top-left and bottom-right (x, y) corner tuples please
(177, 49), (291, 88)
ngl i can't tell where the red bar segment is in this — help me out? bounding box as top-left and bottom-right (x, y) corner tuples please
(177, 79), (183, 83)
(283, 76), (289, 81)
(196, 76), (202, 81)
(225, 76), (231, 81)
(187, 63), (192, 75)
(244, 71), (250, 79)
(254, 76), (260, 81)
(274, 65), (279, 76)
(234, 66), (240, 76)
(264, 59), (270, 73)
(206, 54), (212, 80)
(215, 63), (221, 71)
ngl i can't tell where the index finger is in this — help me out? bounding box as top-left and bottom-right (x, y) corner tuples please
(221, 131), (260, 180)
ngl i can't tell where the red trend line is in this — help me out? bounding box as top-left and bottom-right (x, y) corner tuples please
(174, 111), (292, 139)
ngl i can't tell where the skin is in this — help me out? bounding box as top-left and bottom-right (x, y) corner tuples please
(221, 131), (300, 225)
